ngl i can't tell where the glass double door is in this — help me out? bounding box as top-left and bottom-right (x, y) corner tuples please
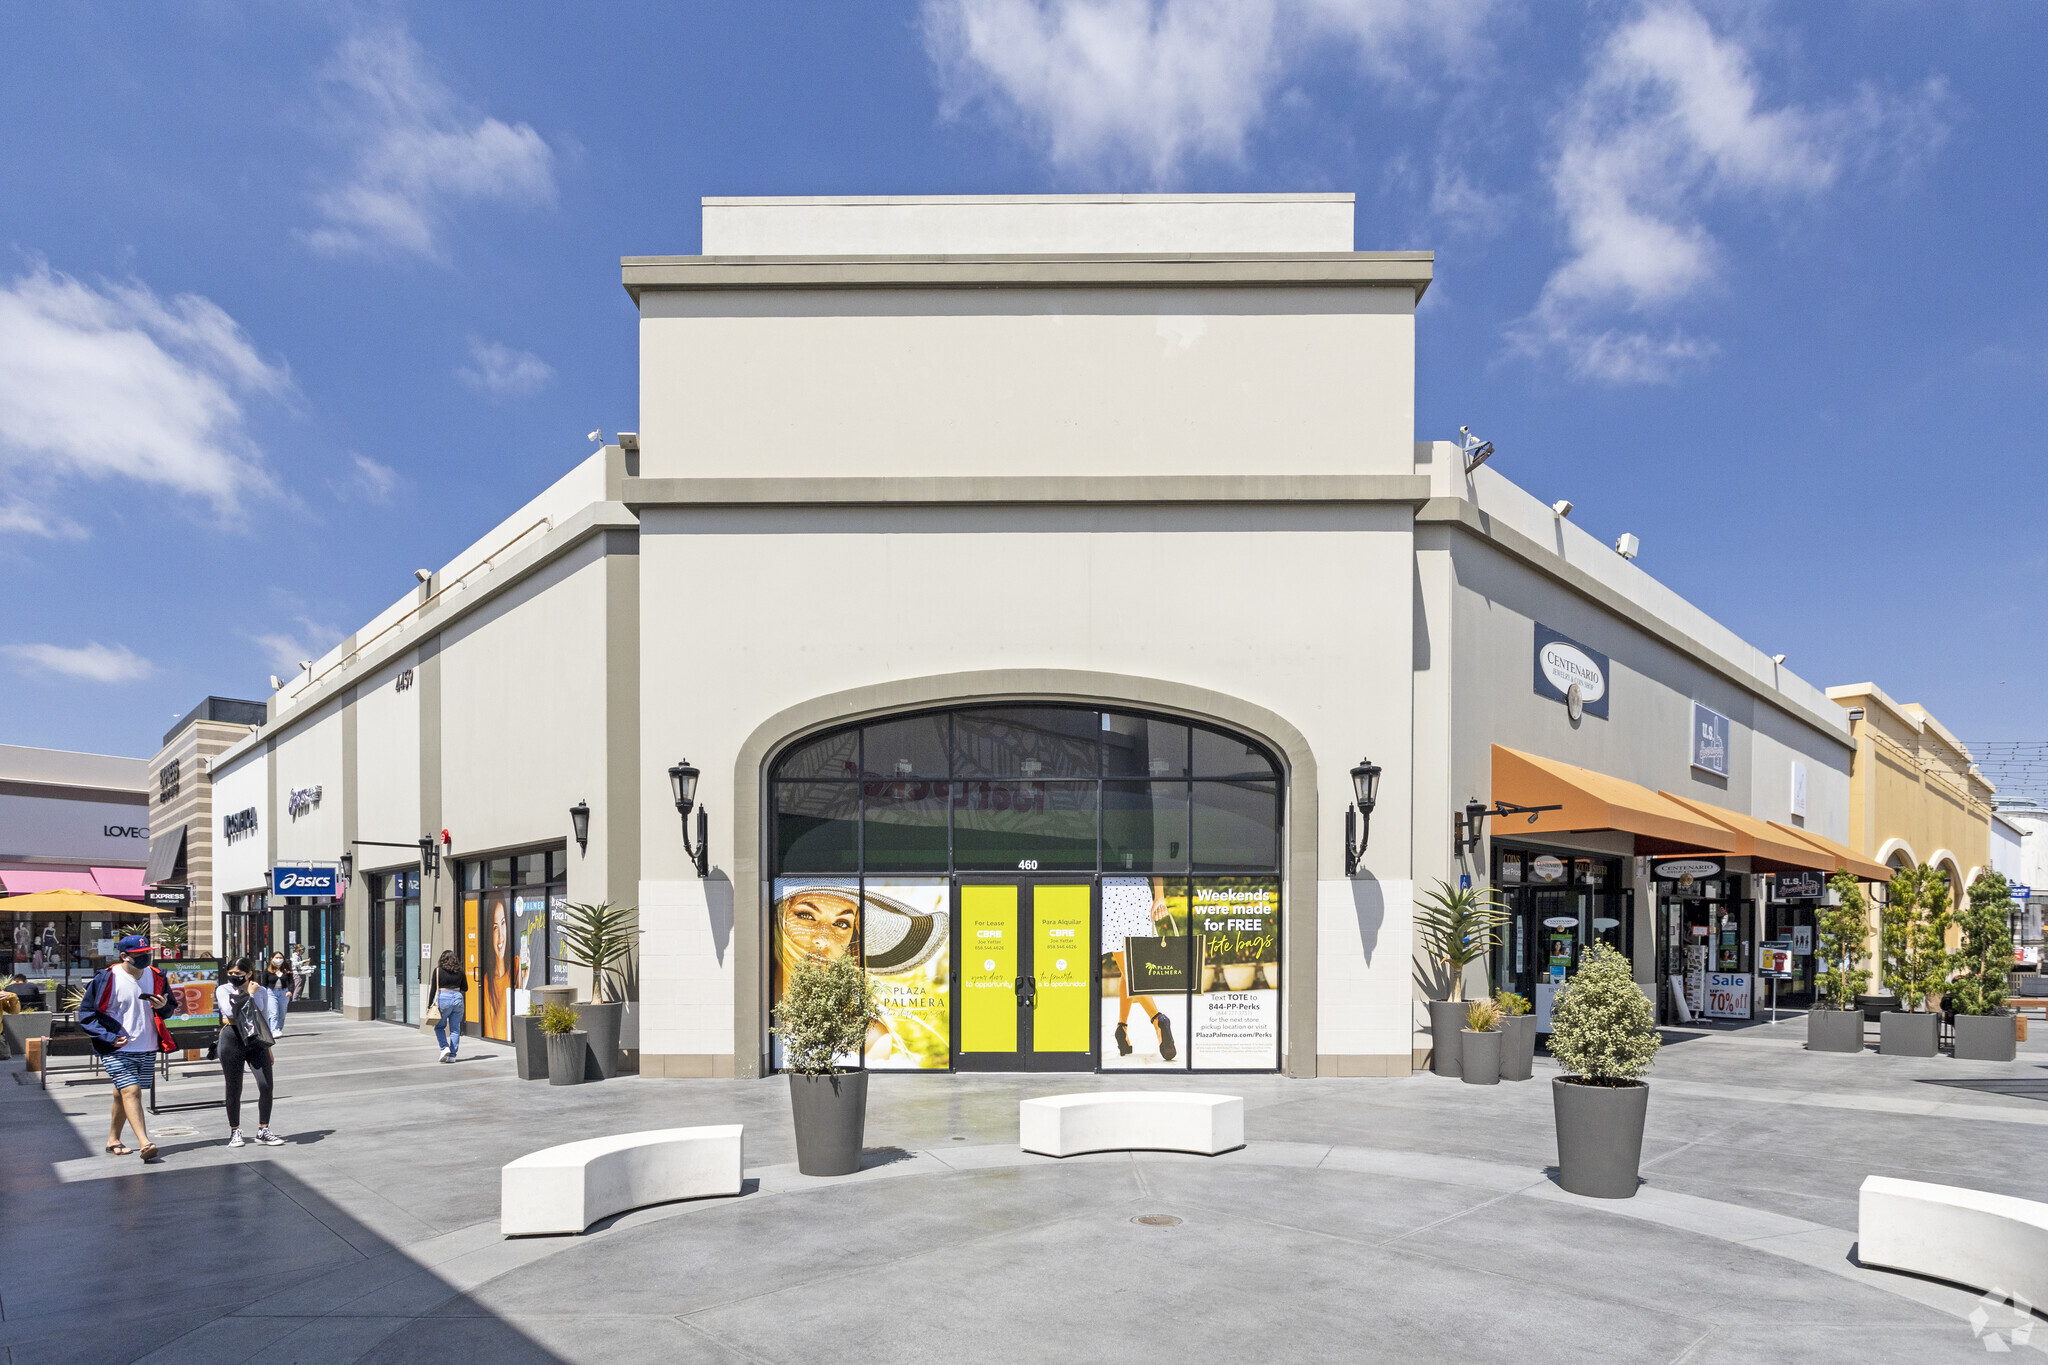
(955, 880), (1096, 1072)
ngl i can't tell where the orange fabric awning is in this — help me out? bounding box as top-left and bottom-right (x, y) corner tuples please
(1491, 746), (1739, 855)
(1766, 822), (1891, 882)
(1658, 793), (1832, 872)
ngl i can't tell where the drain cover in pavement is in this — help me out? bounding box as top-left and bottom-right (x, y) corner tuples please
(1132, 1214), (1182, 1227)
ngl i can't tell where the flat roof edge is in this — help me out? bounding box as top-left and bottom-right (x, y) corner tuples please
(622, 253), (1433, 299)
(700, 193), (1358, 206)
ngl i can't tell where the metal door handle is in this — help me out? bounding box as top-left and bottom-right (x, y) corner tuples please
(1015, 975), (1037, 1006)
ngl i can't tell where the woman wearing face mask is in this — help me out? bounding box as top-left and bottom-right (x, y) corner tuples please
(258, 951), (291, 1038)
(215, 957), (282, 1148)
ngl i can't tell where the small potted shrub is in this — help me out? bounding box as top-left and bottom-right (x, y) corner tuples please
(1416, 880), (1506, 1079)
(773, 952), (875, 1176)
(1549, 943), (1660, 1199)
(1807, 872), (1870, 1053)
(557, 901), (638, 1080)
(1879, 867), (1948, 1057)
(1460, 998), (1502, 1086)
(1949, 872), (2017, 1062)
(537, 1002), (586, 1087)
(1494, 990), (1536, 1081)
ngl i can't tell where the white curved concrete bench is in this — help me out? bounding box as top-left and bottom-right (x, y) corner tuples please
(1020, 1092), (1243, 1158)
(1858, 1175), (2048, 1307)
(502, 1125), (743, 1236)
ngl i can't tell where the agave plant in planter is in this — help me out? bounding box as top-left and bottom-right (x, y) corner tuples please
(1416, 880), (1506, 1078)
(1494, 990), (1536, 1081)
(1460, 997), (1502, 1086)
(556, 901), (638, 1080)
(1549, 943), (1660, 1199)
(537, 1002), (587, 1088)
(772, 953), (875, 1176)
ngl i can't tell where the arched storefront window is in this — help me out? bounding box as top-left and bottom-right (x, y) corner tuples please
(767, 705), (1284, 1075)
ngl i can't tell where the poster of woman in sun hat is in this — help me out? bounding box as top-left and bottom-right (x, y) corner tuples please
(860, 881), (950, 1070)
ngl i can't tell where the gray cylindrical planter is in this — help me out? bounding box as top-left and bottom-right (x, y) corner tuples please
(1499, 1014), (1538, 1081)
(574, 1001), (624, 1080)
(513, 1014), (549, 1081)
(1806, 1007), (1865, 1054)
(789, 1070), (869, 1176)
(1953, 1014), (2017, 1062)
(1427, 1000), (1468, 1078)
(1553, 1077), (1649, 1199)
(1880, 1010), (1938, 1057)
(1460, 1030), (1501, 1085)
(544, 1030), (587, 1086)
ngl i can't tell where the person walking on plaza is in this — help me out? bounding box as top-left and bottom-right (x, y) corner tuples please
(215, 957), (282, 1148)
(76, 934), (176, 1161)
(429, 949), (467, 1062)
(259, 951), (291, 1037)
(289, 945), (309, 1000)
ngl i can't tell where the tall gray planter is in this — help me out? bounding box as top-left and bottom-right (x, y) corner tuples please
(789, 1070), (869, 1176)
(1806, 1008), (1864, 1054)
(1880, 1010), (1938, 1057)
(574, 1001), (624, 1080)
(1552, 1078), (1649, 1199)
(1460, 1030), (1501, 1085)
(1953, 1014), (2017, 1062)
(1499, 1014), (1538, 1081)
(1427, 1000), (1468, 1078)
(545, 1030), (587, 1086)
(512, 1014), (549, 1081)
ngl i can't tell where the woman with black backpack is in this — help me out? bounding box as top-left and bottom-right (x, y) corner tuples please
(215, 957), (283, 1148)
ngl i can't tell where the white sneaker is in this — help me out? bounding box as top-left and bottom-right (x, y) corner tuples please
(228, 1130), (246, 1148)
(255, 1130), (285, 1147)
(438, 1046), (449, 1060)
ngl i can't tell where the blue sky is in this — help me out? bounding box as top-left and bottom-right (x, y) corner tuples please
(1, 2), (2042, 788)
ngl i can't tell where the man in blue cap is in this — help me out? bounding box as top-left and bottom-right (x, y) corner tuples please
(76, 934), (177, 1161)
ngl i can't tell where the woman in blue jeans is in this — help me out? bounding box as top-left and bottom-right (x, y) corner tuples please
(429, 949), (468, 1062)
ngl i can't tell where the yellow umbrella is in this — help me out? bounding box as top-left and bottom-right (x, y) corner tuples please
(1, 887), (151, 917)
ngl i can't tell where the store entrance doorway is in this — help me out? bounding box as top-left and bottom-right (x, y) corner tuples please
(954, 880), (1095, 1072)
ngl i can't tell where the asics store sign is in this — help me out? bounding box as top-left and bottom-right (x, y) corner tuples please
(271, 864), (338, 898)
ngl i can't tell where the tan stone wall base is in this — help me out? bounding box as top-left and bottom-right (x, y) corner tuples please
(639, 1053), (736, 1078)
(1316, 1054), (1415, 1077)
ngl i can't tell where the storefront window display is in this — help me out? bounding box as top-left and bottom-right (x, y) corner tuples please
(1651, 859), (1754, 1023)
(370, 869), (421, 1025)
(456, 849), (568, 1042)
(1490, 848), (1632, 1032)
(0, 910), (138, 986)
(768, 705), (1286, 1074)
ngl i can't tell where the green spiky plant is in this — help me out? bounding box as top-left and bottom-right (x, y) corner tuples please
(1815, 871), (1871, 1010)
(1416, 879), (1507, 1003)
(554, 901), (639, 1004)
(536, 1001), (581, 1036)
(1548, 943), (1660, 1085)
(1881, 866), (1951, 1011)
(1465, 998), (1501, 1033)
(1947, 871), (2015, 1017)
(771, 953), (874, 1076)
(1494, 990), (1531, 1017)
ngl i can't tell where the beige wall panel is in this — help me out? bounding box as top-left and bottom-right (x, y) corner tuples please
(271, 700), (344, 866)
(638, 288), (1416, 481)
(353, 650), (421, 860)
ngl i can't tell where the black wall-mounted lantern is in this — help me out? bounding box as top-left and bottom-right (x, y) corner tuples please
(668, 759), (709, 878)
(570, 800), (590, 854)
(337, 850), (353, 882)
(1344, 757), (1382, 876)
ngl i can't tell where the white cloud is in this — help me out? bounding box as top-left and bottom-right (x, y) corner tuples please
(922, 0), (1492, 184)
(0, 499), (88, 539)
(3, 641), (154, 683)
(0, 262), (287, 523)
(1514, 2), (1951, 383)
(247, 616), (346, 676)
(302, 26), (555, 259)
(335, 452), (400, 504)
(457, 337), (554, 397)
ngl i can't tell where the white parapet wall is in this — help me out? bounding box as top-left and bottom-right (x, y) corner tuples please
(1858, 1174), (2048, 1309)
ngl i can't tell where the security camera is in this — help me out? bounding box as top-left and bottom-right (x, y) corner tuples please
(414, 569), (432, 584)
(586, 429), (602, 444)
(1771, 653), (1787, 665)
(1613, 533), (1640, 560)
(1551, 499), (1573, 518)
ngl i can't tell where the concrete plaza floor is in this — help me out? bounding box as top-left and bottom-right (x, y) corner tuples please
(6, 1012), (2048, 1364)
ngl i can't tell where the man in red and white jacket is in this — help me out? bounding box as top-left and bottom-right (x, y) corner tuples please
(76, 934), (177, 1161)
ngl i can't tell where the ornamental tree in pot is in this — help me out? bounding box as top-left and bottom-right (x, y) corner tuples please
(537, 1003), (586, 1088)
(1417, 880), (1506, 1079)
(1494, 990), (1536, 1081)
(1460, 998), (1502, 1086)
(773, 952), (875, 1176)
(1549, 944), (1660, 1199)
(1807, 872), (1871, 1054)
(1879, 866), (1949, 1057)
(557, 901), (638, 1080)
(1949, 871), (2017, 1062)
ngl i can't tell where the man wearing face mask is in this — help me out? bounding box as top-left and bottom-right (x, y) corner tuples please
(76, 934), (177, 1162)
